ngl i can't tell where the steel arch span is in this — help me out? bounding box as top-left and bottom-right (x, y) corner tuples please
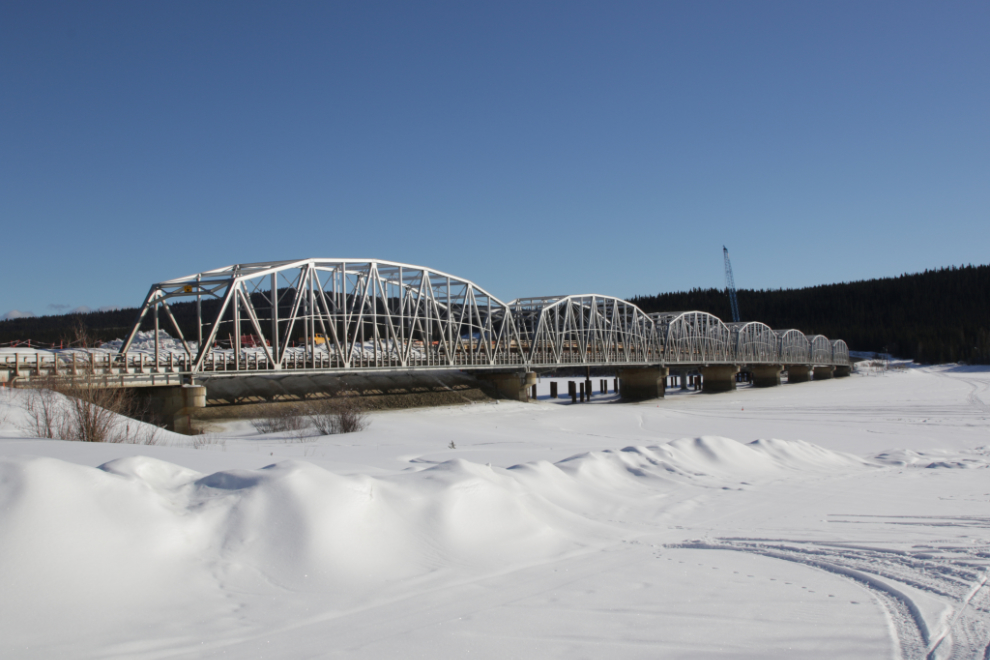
(651, 311), (732, 364)
(121, 259), (526, 373)
(729, 321), (778, 364)
(832, 339), (850, 364)
(509, 295), (661, 367)
(114, 258), (851, 376)
(776, 329), (811, 364)
(808, 335), (833, 366)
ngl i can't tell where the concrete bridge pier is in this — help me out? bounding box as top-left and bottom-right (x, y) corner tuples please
(834, 365), (852, 377)
(700, 365), (740, 393)
(618, 366), (668, 401)
(148, 385), (206, 434)
(787, 365), (811, 383)
(750, 364), (783, 387)
(477, 371), (534, 402)
(813, 366), (835, 380)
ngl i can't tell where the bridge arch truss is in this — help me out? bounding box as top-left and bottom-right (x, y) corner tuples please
(651, 311), (733, 363)
(122, 259), (526, 372)
(728, 321), (778, 364)
(510, 295), (661, 367)
(117, 258), (850, 375)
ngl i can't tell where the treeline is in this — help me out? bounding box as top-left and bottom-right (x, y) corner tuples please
(630, 264), (990, 364)
(3, 264), (989, 364)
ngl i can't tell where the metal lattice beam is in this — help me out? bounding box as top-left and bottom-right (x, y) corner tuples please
(117, 258), (850, 375)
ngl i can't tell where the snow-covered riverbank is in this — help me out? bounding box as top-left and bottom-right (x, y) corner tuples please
(2, 364), (989, 659)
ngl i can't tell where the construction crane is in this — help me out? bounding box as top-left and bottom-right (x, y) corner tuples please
(723, 246), (741, 323)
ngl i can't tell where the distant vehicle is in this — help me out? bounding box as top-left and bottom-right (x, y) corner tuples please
(239, 334), (269, 348)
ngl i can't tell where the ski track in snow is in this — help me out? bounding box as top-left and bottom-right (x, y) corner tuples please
(673, 533), (990, 660)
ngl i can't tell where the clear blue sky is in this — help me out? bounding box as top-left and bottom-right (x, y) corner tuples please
(2, 1), (988, 318)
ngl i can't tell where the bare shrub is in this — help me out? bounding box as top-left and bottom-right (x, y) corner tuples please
(193, 433), (226, 450)
(307, 397), (368, 435)
(19, 384), (69, 439)
(19, 376), (151, 443)
(63, 382), (136, 443)
(251, 403), (309, 434)
(0, 386), (12, 428)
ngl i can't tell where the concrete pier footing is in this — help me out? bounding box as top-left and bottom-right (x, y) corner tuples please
(787, 365), (811, 383)
(813, 366), (835, 380)
(834, 365), (852, 377)
(149, 385), (206, 434)
(477, 372), (531, 402)
(700, 365), (740, 393)
(618, 366), (669, 401)
(750, 364), (783, 388)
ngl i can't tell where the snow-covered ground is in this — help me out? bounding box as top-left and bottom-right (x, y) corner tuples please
(2, 364), (990, 659)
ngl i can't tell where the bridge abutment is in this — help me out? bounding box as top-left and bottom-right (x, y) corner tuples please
(618, 367), (668, 401)
(813, 366), (835, 380)
(834, 365), (852, 377)
(700, 365), (740, 393)
(750, 364), (783, 387)
(787, 365), (811, 383)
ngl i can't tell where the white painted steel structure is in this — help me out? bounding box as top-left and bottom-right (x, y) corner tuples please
(0, 258), (850, 384)
(121, 259), (525, 372)
(651, 312), (732, 364)
(808, 335), (833, 366)
(510, 295), (661, 366)
(776, 329), (811, 364)
(832, 339), (850, 365)
(728, 322), (778, 364)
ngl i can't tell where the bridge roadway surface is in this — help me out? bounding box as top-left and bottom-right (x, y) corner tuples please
(1, 258), (850, 401)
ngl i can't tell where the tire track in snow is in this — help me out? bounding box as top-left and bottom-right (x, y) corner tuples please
(671, 539), (990, 659)
(931, 370), (990, 416)
(928, 572), (988, 660)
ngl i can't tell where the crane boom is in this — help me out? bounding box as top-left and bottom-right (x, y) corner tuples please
(723, 246), (741, 323)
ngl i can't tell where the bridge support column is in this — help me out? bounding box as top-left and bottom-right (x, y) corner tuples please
(148, 385), (207, 434)
(834, 365), (852, 377)
(813, 366), (835, 380)
(787, 365), (811, 383)
(700, 365), (740, 393)
(618, 367), (668, 401)
(750, 364), (783, 388)
(477, 372), (531, 402)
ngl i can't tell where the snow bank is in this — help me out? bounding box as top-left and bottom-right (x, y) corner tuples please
(550, 436), (869, 484)
(0, 435), (873, 636)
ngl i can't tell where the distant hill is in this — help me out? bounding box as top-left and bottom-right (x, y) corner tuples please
(3, 264), (989, 364)
(631, 264), (990, 364)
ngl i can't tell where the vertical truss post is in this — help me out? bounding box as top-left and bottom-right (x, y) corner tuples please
(309, 265), (316, 366)
(196, 273), (202, 347)
(399, 266), (405, 365)
(447, 277), (452, 365)
(233, 282), (242, 371)
(153, 301), (160, 369)
(271, 272), (279, 369)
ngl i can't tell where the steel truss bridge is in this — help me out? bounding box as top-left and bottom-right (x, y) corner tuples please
(1, 259), (850, 387)
(125, 259), (847, 373)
